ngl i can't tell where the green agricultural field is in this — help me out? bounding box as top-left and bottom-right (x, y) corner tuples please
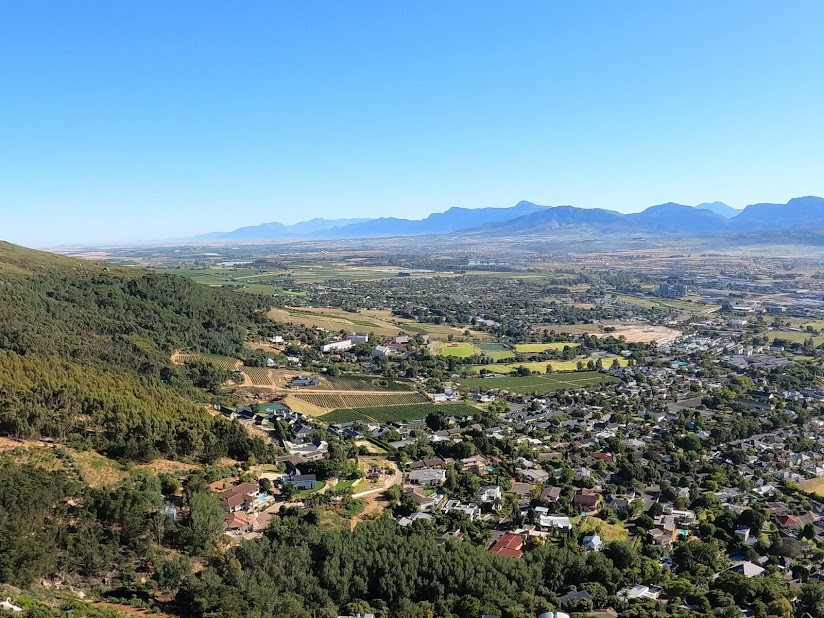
(458, 371), (617, 394)
(614, 293), (707, 313)
(484, 351), (516, 361)
(475, 343), (515, 360)
(514, 342), (580, 353)
(768, 330), (824, 345)
(321, 402), (479, 423)
(159, 267), (303, 296)
(471, 357), (627, 374)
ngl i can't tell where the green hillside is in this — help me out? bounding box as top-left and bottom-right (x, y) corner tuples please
(0, 241), (276, 462)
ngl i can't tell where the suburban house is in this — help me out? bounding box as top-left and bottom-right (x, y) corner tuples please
(730, 561), (766, 578)
(408, 469), (446, 486)
(518, 468), (550, 484)
(539, 515), (573, 531)
(572, 488), (601, 513)
(541, 486), (562, 504)
(477, 485), (502, 505)
(559, 590), (593, 608)
(219, 482), (260, 513)
(582, 533), (603, 552)
(488, 532), (526, 558)
(442, 499), (481, 520)
(405, 487), (443, 511)
(461, 455), (490, 476)
(284, 473), (318, 490)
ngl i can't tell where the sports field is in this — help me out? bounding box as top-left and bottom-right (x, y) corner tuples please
(433, 341), (479, 357)
(458, 371), (617, 394)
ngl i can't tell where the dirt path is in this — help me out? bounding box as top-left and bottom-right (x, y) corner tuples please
(352, 459), (401, 499)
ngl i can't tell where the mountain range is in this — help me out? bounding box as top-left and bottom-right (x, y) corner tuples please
(195, 196), (823, 241)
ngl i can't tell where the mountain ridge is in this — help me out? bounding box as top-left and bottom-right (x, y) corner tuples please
(192, 196), (824, 242)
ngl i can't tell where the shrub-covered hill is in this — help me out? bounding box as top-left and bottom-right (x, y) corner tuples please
(0, 242), (276, 462)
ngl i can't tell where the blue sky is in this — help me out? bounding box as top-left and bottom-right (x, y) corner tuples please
(2, 1), (823, 246)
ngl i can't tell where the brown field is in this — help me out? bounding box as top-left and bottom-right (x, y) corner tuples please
(291, 391), (428, 411)
(281, 394), (330, 416)
(267, 306), (490, 340)
(539, 322), (681, 345)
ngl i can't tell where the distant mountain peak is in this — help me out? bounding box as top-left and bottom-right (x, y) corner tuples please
(693, 201), (741, 218)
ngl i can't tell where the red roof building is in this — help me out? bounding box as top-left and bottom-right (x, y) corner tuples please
(488, 532), (526, 558)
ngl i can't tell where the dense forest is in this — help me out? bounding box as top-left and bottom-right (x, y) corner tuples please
(0, 244), (276, 462)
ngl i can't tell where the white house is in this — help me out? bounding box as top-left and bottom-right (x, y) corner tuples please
(582, 533), (603, 552)
(408, 469), (446, 486)
(442, 499), (481, 520)
(477, 485), (502, 504)
(539, 515), (572, 531)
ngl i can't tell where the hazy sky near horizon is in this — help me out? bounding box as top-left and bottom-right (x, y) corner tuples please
(2, 2), (823, 247)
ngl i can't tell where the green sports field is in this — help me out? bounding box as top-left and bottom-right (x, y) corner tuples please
(432, 341), (479, 357)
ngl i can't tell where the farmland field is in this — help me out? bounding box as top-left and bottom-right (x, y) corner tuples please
(267, 306), (491, 340)
(243, 367), (273, 386)
(282, 395), (328, 417)
(475, 342), (515, 360)
(768, 330), (824, 346)
(514, 342), (580, 353)
(323, 375), (413, 392)
(613, 293), (717, 315)
(322, 402), (479, 423)
(176, 353), (241, 371)
(537, 322), (682, 345)
(471, 357), (628, 374)
(293, 392), (428, 410)
(458, 371), (618, 394)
